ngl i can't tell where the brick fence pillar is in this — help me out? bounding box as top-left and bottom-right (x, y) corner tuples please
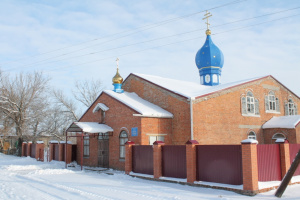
(35, 142), (44, 161)
(153, 141), (165, 179)
(22, 142), (27, 157)
(125, 141), (135, 175)
(276, 140), (290, 179)
(66, 143), (72, 164)
(58, 143), (64, 161)
(186, 140), (199, 183)
(241, 139), (259, 193)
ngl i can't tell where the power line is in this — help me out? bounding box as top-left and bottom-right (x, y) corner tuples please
(4, 6), (300, 71)
(0, 0), (247, 67)
(46, 13), (300, 73)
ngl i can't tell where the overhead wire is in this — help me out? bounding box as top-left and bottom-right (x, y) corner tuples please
(46, 13), (300, 73)
(4, 6), (300, 71)
(0, 0), (247, 67)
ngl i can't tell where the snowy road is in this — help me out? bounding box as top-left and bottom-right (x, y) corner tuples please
(0, 153), (300, 200)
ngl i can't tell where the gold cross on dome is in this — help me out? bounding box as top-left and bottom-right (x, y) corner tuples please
(116, 58), (119, 70)
(203, 10), (212, 30)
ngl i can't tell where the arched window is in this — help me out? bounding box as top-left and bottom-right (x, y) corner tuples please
(119, 131), (128, 159)
(265, 91), (280, 113)
(248, 131), (256, 140)
(285, 99), (297, 116)
(241, 91), (260, 116)
(272, 133), (286, 140)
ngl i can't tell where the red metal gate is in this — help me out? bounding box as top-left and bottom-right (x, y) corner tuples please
(24, 144), (28, 157)
(289, 144), (300, 176)
(132, 145), (153, 175)
(30, 144), (36, 158)
(53, 144), (59, 160)
(257, 144), (282, 181)
(162, 145), (186, 179)
(196, 145), (242, 185)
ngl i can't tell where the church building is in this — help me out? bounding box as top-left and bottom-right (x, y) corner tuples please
(66, 13), (300, 170)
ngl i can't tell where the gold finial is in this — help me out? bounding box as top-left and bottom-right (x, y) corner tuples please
(203, 10), (212, 35)
(112, 58), (123, 84)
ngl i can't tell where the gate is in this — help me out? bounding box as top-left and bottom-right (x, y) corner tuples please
(162, 145), (186, 178)
(53, 144), (59, 160)
(196, 145), (242, 185)
(30, 144), (36, 158)
(257, 144), (282, 181)
(289, 144), (300, 176)
(98, 137), (109, 168)
(132, 145), (153, 175)
(24, 144), (28, 157)
(72, 145), (77, 162)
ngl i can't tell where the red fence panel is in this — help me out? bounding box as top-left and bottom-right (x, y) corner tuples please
(24, 144), (28, 157)
(289, 144), (300, 176)
(30, 144), (36, 158)
(196, 145), (242, 185)
(132, 145), (153, 175)
(162, 145), (186, 179)
(54, 144), (59, 161)
(257, 144), (281, 182)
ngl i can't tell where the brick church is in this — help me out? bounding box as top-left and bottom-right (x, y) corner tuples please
(67, 18), (300, 170)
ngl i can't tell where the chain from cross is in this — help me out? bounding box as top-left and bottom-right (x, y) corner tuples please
(203, 10), (212, 30)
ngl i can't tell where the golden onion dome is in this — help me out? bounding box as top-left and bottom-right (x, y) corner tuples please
(112, 68), (123, 84)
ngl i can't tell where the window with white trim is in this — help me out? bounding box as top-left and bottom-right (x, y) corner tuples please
(272, 133), (286, 140)
(119, 131), (128, 159)
(241, 91), (260, 116)
(265, 91), (280, 113)
(149, 135), (165, 145)
(83, 136), (89, 157)
(248, 131), (256, 140)
(285, 99), (298, 116)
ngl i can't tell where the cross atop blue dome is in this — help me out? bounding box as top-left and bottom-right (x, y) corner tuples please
(195, 11), (224, 86)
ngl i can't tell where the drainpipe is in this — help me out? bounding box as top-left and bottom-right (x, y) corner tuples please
(190, 97), (195, 140)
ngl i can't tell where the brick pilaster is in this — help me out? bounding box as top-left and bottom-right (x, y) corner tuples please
(58, 143), (64, 161)
(49, 143), (54, 161)
(277, 142), (290, 179)
(35, 143), (44, 161)
(241, 142), (258, 192)
(153, 141), (164, 179)
(125, 141), (135, 175)
(186, 140), (199, 183)
(66, 144), (72, 164)
(27, 142), (32, 157)
(22, 142), (26, 157)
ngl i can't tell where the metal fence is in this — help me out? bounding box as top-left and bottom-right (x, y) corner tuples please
(132, 145), (153, 175)
(196, 145), (243, 185)
(162, 145), (186, 178)
(257, 144), (281, 181)
(289, 144), (300, 176)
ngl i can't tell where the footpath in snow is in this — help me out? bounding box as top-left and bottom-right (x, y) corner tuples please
(0, 153), (299, 200)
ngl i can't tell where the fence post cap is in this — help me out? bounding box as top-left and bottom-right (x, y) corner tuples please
(275, 139), (288, 144)
(125, 141), (135, 145)
(153, 141), (165, 145)
(186, 140), (199, 144)
(241, 139), (258, 144)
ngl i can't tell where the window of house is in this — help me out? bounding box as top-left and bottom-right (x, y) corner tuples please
(241, 91), (260, 116)
(149, 135), (165, 145)
(83, 136), (89, 157)
(247, 131), (256, 140)
(265, 91), (280, 113)
(272, 133), (286, 140)
(285, 99), (298, 116)
(119, 131), (128, 159)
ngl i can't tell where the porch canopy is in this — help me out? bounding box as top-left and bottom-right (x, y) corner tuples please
(66, 122), (113, 133)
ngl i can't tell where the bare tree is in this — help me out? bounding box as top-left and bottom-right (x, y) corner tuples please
(0, 71), (49, 137)
(73, 79), (104, 107)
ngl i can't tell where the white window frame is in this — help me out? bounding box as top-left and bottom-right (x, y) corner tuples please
(288, 99), (295, 115)
(119, 131), (128, 159)
(149, 135), (165, 145)
(242, 91), (260, 117)
(83, 136), (89, 157)
(248, 131), (257, 140)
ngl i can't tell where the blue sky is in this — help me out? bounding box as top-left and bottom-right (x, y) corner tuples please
(0, 0), (299, 102)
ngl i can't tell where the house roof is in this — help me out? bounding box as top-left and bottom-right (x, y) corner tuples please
(129, 73), (269, 99)
(103, 90), (173, 118)
(67, 122), (113, 133)
(262, 115), (300, 129)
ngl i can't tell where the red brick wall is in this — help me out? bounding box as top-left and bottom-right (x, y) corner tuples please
(263, 128), (296, 144)
(192, 77), (300, 144)
(123, 75), (190, 144)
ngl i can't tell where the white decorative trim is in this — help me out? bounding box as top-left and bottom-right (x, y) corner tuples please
(242, 114), (261, 118)
(241, 139), (258, 144)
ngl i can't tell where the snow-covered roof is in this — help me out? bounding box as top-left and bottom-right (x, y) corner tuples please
(131, 73), (268, 99)
(68, 122), (113, 133)
(103, 90), (173, 118)
(92, 103), (109, 113)
(262, 115), (300, 129)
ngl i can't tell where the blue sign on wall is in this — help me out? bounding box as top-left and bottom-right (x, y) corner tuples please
(131, 127), (138, 137)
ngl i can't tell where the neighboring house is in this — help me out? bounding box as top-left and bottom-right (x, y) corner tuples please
(67, 25), (299, 170)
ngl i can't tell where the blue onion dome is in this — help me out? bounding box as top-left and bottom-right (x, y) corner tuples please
(195, 31), (224, 70)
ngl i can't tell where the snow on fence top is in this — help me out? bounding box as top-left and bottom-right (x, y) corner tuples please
(104, 90), (173, 118)
(36, 141), (44, 144)
(132, 73), (268, 99)
(262, 115), (300, 129)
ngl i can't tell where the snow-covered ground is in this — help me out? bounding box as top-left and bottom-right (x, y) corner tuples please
(0, 153), (300, 200)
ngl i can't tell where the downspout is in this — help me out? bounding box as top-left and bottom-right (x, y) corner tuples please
(190, 97), (195, 140)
